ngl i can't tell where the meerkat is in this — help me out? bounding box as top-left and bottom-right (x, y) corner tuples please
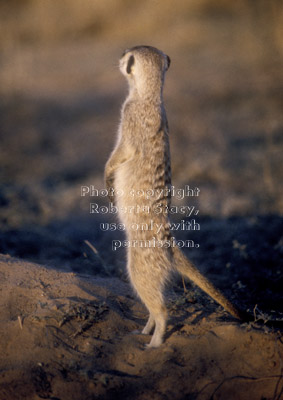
(105, 45), (245, 348)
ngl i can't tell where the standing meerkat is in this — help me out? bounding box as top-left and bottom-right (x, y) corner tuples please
(105, 45), (244, 348)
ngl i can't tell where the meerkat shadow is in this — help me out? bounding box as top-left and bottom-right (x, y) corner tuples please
(164, 301), (240, 342)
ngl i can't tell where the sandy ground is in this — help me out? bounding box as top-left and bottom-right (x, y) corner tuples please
(0, 2), (283, 399)
(0, 254), (282, 400)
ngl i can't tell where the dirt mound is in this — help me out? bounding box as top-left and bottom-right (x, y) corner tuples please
(0, 254), (282, 400)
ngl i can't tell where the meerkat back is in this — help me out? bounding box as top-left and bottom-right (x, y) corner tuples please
(105, 46), (172, 347)
(105, 46), (244, 349)
(115, 47), (171, 232)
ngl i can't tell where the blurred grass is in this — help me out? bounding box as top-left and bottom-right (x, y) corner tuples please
(0, 0), (282, 224)
(0, 0), (282, 279)
(0, 0), (283, 52)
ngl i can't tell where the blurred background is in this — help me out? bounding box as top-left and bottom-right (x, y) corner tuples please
(0, 0), (282, 300)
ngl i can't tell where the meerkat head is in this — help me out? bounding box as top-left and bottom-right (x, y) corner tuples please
(119, 45), (170, 98)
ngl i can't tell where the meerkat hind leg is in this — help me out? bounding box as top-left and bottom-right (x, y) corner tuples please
(142, 313), (155, 335)
(135, 288), (167, 347)
(129, 258), (167, 347)
(147, 307), (167, 348)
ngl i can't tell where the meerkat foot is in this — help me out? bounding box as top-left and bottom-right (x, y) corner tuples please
(146, 328), (164, 348)
(146, 313), (167, 348)
(142, 314), (155, 335)
(146, 338), (163, 348)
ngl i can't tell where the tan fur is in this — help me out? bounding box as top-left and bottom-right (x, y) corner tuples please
(105, 46), (242, 348)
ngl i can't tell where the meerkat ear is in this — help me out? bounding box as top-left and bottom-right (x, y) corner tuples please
(126, 55), (135, 74)
(166, 55), (171, 70)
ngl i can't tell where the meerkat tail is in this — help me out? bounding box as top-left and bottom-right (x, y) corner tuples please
(173, 247), (246, 320)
